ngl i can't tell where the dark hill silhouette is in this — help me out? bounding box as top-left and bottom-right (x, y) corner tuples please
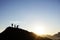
(0, 26), (52, 40)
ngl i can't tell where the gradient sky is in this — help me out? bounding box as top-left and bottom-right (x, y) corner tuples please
(0, 0), (60, 35)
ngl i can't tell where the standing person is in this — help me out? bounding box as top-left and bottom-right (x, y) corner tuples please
(11, 24), (13, 27)
(17, 25), (19, 28)
(14, 24), (16, 28)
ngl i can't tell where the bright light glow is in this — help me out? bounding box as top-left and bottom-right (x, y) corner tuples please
(32, 26), (45, 35)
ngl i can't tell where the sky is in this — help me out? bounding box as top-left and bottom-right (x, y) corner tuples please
(0, 0), (60, 35)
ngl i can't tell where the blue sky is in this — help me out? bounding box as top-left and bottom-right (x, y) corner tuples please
(0, 0), (60, 35)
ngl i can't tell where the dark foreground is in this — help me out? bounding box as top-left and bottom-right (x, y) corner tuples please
(0, 27), (52, 40)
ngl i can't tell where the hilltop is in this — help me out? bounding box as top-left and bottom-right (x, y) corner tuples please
(0, 24), (52, 40)
(0, 27), (37, 40)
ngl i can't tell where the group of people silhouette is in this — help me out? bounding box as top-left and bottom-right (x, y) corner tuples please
(11, 24), (19, 28)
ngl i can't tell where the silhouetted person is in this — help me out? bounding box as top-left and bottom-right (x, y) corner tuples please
(11, 24), (13, 27)
(17, 25), (19, 28)
(14, 24), (16, 28)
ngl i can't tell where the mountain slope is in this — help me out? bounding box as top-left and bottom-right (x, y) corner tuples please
(0, 27), (52, 40)
(0, 27), (36, 40)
